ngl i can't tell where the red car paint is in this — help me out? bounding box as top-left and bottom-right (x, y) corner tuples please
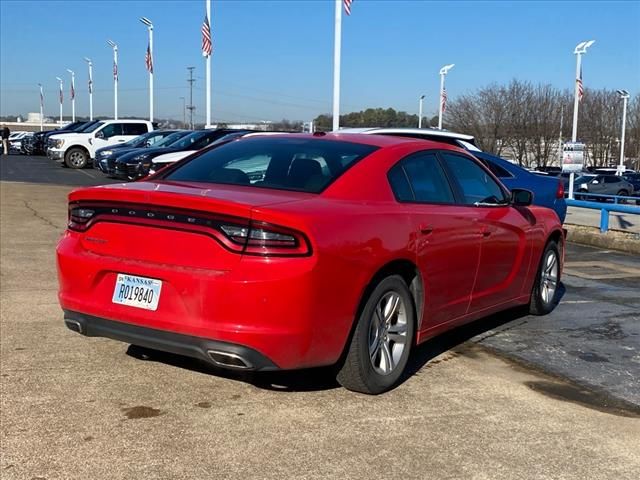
(57, 134), (563, 370)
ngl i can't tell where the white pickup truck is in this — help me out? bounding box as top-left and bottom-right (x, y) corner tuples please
(47, 119), (154, 168)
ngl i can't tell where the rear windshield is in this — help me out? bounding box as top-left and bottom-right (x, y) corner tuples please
(157, 131), (191, 147)
(82, 122), (104, 133)
(163, 137), (378, 193)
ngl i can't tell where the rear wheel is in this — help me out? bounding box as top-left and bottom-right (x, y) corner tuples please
(529, 241), (560, 315)
(65, 147), (88, 169)
(337, 275), (415, 394)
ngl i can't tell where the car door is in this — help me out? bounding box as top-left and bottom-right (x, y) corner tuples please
(93, 123), (125, 150)
(387, 151), (482, 330)
(439, 151), (533, 313)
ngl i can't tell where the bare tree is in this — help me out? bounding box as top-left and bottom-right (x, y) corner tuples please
(446, 83), (508, 155)
(580, 89), (621, 167)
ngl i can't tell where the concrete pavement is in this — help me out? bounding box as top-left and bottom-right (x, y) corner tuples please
(1, 180), (639, 479)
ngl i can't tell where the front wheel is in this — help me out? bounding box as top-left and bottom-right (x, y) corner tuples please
(337, 275), (415, 394)
(529, 241), (561, 315)
(64, 147), (88, 169)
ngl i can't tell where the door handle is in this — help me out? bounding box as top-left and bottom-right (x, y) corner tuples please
(419, 224), (434, 235)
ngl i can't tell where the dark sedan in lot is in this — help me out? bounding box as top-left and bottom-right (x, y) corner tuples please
(576, 174), (634, 195)
(113, 129), (251, 181)
(93, 130), (186, 174)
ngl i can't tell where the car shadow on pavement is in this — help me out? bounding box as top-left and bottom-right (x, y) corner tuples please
(126, 284), (565, 394)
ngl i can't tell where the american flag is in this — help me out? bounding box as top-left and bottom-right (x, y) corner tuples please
(577, 66), (584, 102)
(145, 43), (153, 73)
(343, 0), (353, 16)
(202, 13), (212, 57)
(70, 82), (75, 100)
(441, 87), (447, 113)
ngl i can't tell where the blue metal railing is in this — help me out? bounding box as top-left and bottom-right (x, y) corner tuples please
(566, 193), (640, 232)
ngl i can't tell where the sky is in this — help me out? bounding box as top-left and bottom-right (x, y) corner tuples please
(1, 0), (639, 123)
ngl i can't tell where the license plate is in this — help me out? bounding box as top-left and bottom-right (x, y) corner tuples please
(112, 273), (162, 311)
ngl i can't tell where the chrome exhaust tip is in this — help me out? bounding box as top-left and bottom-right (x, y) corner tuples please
(207, 350), (253, 370)
(64, 319), (83, 334)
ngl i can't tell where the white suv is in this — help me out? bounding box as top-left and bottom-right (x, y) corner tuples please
(47, 119), (154, 168)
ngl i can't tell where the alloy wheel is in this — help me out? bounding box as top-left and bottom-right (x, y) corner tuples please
(368, 291), (408, 375)
(540, 250), (559, 305)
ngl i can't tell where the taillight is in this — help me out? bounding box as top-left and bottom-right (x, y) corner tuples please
(67, 203), (310, 257)
(219, 221), (310, 256)
(556, 180), (565, 199)
(68, 207), (96, 231)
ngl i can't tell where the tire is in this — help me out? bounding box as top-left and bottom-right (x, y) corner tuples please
(529, 240), (561, 315)
(337, 275), (415, 394)
(64, 147), (88, 169)
(617, 190), (628, 198)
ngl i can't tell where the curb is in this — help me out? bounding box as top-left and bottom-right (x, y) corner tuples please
(565, 224), (640, 255)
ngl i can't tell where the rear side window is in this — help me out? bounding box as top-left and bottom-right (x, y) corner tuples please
(479, 158), (513, 178)
(440, 152), (508, 205)
(164, 137), (378, 193)
(123, 123), (149, 136)
(388, 152), (455, 204)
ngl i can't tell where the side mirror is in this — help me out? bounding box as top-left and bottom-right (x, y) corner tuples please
(95, 130), (105, 139)
(592, 180), (599, 184)
(511, 188), (533, 207)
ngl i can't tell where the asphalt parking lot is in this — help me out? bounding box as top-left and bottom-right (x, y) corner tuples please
(1, 155), (639, 479)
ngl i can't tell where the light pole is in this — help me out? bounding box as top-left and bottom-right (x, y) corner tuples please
(38, 83), (44, 131)
(107, 40), (118, 119)
(56, 77), (63, 124)
(571, 40), (595, 142)
(438, 64), (454, 130)
(616, 89), (630, 175)
(84, 57), (93, 121)
(66, 69), (75, 122)
(179, 96), (186, 128)
(418, 95), (425, 128)
(140, 17), (154, 122)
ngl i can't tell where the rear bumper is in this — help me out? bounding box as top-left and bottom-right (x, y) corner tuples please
(63, 310), (279, 370)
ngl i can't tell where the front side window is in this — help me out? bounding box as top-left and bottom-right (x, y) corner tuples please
(603, 176), (620, 184)
(99, 123), (123, 139)
(163, 137), (378, 193)
(440, 152), (508, 205)
(388, 152), (455, 203)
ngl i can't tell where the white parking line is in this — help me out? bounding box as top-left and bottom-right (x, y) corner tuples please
(77, 169), (96, 178)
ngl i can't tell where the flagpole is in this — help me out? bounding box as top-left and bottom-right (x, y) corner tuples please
(205, 0), (212, 128)
(38, 84), (44, 131)
(67, 69), (75, 122)
(571, 40), (594, 143)
(438, 64), (454, 130)
(85, 58), (93, 121)
(108, 40), (118, 120)
(149, 26), (154, 122)
(56, 77), (63, 125)
(571, 53), (582, 143)
(332, 0), (342, 131)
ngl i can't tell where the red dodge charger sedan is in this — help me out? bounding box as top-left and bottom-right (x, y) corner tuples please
(57, 133), (563, 394)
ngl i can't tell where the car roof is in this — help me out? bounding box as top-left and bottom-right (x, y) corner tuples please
(261, 132), (463, 151)
(338, 127), (476, 141)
